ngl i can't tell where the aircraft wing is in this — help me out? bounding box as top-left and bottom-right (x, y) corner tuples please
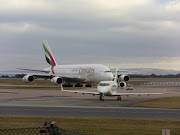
(61, 86), (99, 95)
(0, 72), (86, 82)
(62, 90), (99, 95)
(17, 68), (49, 73)
(26, 73), (53, 79)
(113, 92), (164, 96)
(61, 89), (164, 96)
(0, 72), (53, 79)
(111, 69), (131, 75)
(114, 88), (166, 96)
(23, 73), (86, 82)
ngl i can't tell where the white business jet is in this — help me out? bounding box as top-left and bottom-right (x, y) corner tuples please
(19, 40), (114, 85)
(62, 69), (164, 101)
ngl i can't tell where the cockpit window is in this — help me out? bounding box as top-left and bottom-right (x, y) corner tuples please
(105, 71), (112, 73)
(99, 83), (110, 86)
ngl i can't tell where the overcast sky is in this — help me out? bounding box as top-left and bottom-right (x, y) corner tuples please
(1, 0), (180, 71)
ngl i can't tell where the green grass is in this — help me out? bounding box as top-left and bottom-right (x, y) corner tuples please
(0, 116), (180, 135)
(0, 79), (85, 90)
(131, 96), (180, 109)
(127, 81), (147, 85)
(0, 85), (83, 90)
(131, 78), (180, 81)
(0, 79), (57, 86)
(0, 78), (146, 86)
(0, 78), (146, 91)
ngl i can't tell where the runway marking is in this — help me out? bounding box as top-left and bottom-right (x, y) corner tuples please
(141, 82), (180, 85)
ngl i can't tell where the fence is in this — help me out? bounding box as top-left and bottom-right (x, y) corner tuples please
(0, 121), (93, 135)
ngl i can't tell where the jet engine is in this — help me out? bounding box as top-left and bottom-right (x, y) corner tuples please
(119, 81), (127, 89)
(51, 77), (63, 85)
(119, 75), (129, 82)
(22, 75), (34, 83)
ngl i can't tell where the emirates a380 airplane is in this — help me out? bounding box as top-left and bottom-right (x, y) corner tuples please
(21, 40), (115, 85)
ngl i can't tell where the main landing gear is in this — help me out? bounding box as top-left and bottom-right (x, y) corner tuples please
(99, 93), (104, 101)
(117, 96), (122, 101)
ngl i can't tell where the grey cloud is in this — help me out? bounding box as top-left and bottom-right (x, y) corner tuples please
(1, 0), (180, 70)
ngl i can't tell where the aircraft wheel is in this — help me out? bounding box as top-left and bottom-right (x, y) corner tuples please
(100, 96), (104, 101)
(117, 96), (122, 101)
(99, 94), (104, 101)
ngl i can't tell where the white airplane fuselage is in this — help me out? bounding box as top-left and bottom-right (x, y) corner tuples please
(97, 81), (118, 96)
(61, 68), (164, 101)
(21, 40), (114, 84)
(47, 64), (114, 83)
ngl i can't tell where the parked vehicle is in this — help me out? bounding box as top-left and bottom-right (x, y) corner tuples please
(126, 85), (133, 90)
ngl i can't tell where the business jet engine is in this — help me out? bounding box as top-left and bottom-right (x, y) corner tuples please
(119, 81), (127, 89)
(119, 75), (129, 82)
(22, 75), (35, 83)
(51, 77), (63, 85)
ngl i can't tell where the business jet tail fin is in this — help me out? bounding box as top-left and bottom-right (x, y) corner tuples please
(114, 68), (119, 82)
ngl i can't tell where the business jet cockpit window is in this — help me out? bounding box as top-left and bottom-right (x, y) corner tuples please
(99, 83), (110, 86)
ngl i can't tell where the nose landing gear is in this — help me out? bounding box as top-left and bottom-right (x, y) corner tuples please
(99, 93), (104, 101)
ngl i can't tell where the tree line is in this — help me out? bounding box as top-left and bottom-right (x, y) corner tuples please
(130, 73), (180, 78)
(1, 73), (180, 78)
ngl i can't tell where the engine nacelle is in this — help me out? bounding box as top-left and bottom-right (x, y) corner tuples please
(119, 75), (129, 82)
(51, 77), (63, 85)
(22, 75), (34, 83)
(119, 81), (127, 89)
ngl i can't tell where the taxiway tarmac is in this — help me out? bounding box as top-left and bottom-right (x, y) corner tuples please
(0, 105), (180, 120)
(0, 82), (180, 119)
(0, 86), (168, 107)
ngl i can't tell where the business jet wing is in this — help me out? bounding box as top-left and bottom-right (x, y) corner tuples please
(61, 86), (99, 95)
(115, 88), (166, 96)
(62, 90), (99, 95)
(113, 92), (164, 96)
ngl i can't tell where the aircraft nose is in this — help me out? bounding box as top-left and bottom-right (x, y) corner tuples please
(98, 86), (109, 94)
(109, 73), (114, 81)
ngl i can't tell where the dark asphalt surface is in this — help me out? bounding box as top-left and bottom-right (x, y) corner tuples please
(0, 106), (180, 120)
